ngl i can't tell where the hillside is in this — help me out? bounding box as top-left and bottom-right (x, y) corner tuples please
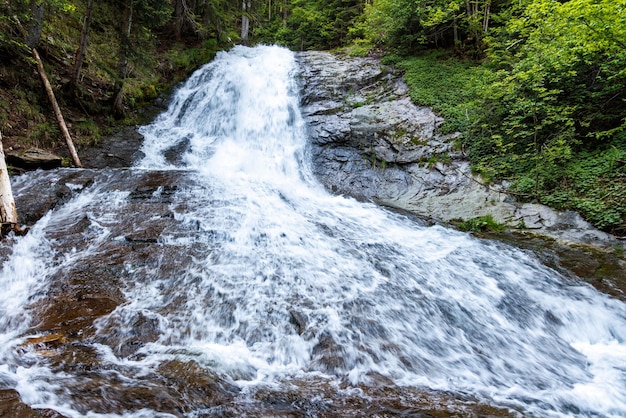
(0, 1), (222, 157)
(1, 0), (625, 235)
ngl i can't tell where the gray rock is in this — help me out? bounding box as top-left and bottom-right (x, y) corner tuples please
(80, 126), (145, 169)
(6, 148), (62, 170)
(296, 51), (623, 248)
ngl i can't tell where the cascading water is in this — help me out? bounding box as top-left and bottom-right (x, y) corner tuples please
(0, 45), (625, 417)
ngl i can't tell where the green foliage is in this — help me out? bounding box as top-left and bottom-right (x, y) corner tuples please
(280, 4), (332, 50)
(464, 0), (626, 233)
(393, 0), (626, 234)
(397, 51), (488, 134)
(457, 215), (506, 233)
(254, 0), (364, 50)
(360, 0), (499, 53)
(165, 39), (219, 79)
(540, 136), (626, 232)
(74, 118), (101, 145)
(361, 0), (425, 51)
(27, 121), (60, 148)
(0, 1), (31, 57)
(339, 39), (374, 57)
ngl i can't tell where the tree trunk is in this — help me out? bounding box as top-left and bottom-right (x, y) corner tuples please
(482, 0), (491, 34)
(26, 0), (44, 48)
(0, 131), (19, 235)
(113, 1), (134, 116)
(241, 0), (250, 43)
(71, 0), (95, 94)
(32, 48), (83, 168)
(174, 0), (184, 40)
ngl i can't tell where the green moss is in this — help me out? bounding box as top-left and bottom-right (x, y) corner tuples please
(75, 118), (101, 145)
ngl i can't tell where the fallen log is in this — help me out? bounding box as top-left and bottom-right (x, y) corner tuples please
(32, 48), (82, 168)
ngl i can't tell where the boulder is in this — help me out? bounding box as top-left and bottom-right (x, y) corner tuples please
(6, 148), (62, 170)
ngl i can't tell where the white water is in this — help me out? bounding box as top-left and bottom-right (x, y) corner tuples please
(1, 45), (626, 417)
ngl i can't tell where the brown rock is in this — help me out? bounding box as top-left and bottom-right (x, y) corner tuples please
(0, 389), (66, 418)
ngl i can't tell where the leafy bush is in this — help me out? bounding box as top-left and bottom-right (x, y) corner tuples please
(458, 215), (506, 233)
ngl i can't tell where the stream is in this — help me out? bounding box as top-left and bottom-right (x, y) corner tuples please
(1, 45), (626, 417)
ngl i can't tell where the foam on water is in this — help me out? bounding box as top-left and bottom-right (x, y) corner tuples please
(0, 45), (625, 417)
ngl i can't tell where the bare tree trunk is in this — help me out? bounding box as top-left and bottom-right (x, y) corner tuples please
(482, 0), (491, 34)
(71, 0), (95, 93)
(113, 1), (134, 116)
(26, 0), (44, 48)
(33, 48), (83, 168)
(241, 0), (250, 43)
(0, 131), (19, 236)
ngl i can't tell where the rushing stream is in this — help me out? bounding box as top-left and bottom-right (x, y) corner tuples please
(1, 45), (626, 417)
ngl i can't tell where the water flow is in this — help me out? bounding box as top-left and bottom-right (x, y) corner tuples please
(0, 45), (625, 417)
(138, 45), (626, 416)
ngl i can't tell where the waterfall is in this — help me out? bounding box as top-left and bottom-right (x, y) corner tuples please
(0, 45), (624, 417)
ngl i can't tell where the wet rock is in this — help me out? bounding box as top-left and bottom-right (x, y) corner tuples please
(297, 52), (455, 174)
(12, 169), (97, 226)
(288, 307), (307, 335)
(490, 231), (626, 301)
(0, 389), (66, 418)
(94, 310), (163, 357)
(157, 360), (240, 408)
(21, 333), (68, 350)
(163, 137), (191, 165)
(79, 126), (144, 169)
(242, 376), (517, 417)
(6, 148), (62, 170)
(311, 332), (347, 373)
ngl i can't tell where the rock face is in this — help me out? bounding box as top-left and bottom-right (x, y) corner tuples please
(296, 51), (622, 247)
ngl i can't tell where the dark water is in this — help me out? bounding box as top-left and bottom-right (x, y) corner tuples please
(1, 46), (625, 417)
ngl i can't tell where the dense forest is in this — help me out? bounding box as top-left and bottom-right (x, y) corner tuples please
(0, 0), (625, 234)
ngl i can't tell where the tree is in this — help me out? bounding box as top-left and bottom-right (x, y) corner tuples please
(111, 0), (173, 116)
(26, 0), (45, 48)
(70, 0), (95, 95)
(33, 48), (83, 167)
(0, 131), (21, 237)
(241, 0), (251, 42)
(360, 0), (508, 53)
(255, 0), (364, 50)
(469, 0), (626, 200)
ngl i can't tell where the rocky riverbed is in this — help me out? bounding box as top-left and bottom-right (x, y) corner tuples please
(3, 46), (625, 417)
(7, 50), (625, 299)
